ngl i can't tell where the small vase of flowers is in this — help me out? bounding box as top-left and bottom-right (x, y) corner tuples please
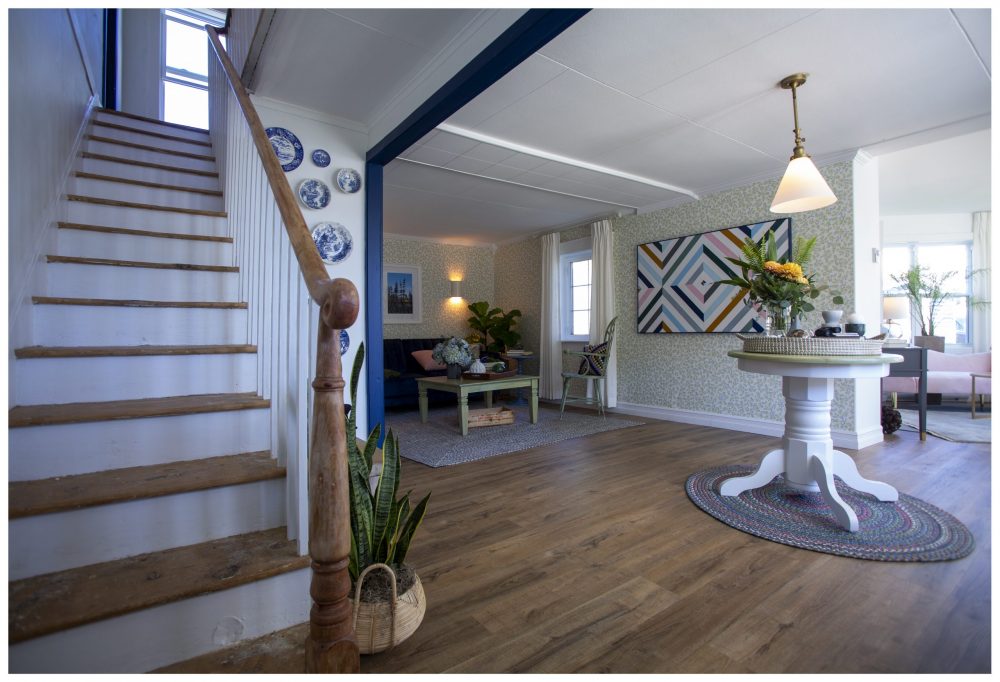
(719, 232), (843, 336)
(432, 337), (473, 379)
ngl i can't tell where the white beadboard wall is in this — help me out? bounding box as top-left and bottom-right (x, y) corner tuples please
(9, 9), (100, 404)
(209, 40), (368, 554)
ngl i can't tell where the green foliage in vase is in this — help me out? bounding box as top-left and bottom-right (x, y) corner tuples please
(467, 301), (522, 354)
(346, 342), (430, 582)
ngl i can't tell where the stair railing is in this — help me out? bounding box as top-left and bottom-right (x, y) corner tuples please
(206, 26), (360, 674)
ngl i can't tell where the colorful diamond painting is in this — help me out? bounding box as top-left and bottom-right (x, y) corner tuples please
(636, 218), (791, 333)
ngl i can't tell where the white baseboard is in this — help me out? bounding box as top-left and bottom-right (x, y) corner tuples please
(611, 401), (885, 451)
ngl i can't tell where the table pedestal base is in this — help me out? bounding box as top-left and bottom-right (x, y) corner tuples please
(719, 375), (898, 532)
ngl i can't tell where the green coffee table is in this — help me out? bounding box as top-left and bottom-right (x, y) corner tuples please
(416, 374), (539, 436)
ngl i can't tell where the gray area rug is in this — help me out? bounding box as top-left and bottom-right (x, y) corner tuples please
(899, 409), (991, 443)
(386, 405), (643, 467)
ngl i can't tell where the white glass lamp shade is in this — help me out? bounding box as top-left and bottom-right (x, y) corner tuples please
(770, 156), (838, 213)
(882, 296), (909, 322)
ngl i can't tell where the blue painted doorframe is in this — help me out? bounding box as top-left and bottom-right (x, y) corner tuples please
(363, 9), (590, 434)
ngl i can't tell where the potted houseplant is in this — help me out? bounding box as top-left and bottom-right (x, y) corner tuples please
(888, 266), (957, 352)
(346, 343), (431, 653)
(719, 232), (843, 335)
(431, 337), (473, 379)
(467, 301), (522, 355)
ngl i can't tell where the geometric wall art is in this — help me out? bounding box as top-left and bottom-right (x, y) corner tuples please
(636, 218), (792, 333)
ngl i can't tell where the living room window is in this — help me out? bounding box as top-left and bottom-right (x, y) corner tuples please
(882, 241), (973, 346)
(161, 9), (226, 129)
(560, 245), (592, 342)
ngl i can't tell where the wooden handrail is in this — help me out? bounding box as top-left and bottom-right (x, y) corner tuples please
(206, 26), (360, 674)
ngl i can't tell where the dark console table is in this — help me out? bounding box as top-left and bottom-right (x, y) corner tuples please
(886, 346), (928, 441)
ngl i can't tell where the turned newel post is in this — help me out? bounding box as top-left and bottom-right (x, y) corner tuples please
(305, 279), (360, 674)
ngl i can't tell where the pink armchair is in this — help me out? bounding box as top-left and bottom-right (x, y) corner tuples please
(883, 350), (991, 398)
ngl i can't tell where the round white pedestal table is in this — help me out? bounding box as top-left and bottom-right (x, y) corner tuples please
(722, 350), (904, 532)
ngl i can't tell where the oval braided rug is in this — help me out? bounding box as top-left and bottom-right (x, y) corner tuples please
(686, 465), (974, 562)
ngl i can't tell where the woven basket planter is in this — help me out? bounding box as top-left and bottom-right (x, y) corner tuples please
(351, 563), (426, 654)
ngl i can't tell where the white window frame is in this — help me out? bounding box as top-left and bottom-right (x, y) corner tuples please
(559, 237), (593, 342)
(159, 9), (226, 123)
(883, 240), (974, 348)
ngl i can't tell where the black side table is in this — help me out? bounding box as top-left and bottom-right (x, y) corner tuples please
(886, 346), (928, 440)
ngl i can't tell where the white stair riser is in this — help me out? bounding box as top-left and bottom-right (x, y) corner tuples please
(47, 262), (239, 301)
(9, 567), (310, 673)
(79, 156), (220, 190)
(10, 409), (271, 480)
(33, 305), (247, 346)
(93, 112), (210, 143)
(66, 201), (228, 237)
(84, 139), (216, 173)
(90, 124), (215, 156)
(57, 229), (232, 266)
(70, 176), (224, 213)
(15, 353), (257, 404)
(10, 478), (286, 579)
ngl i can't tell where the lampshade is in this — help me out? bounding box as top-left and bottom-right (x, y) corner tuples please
(449, 280), (462, 299)
(769, 73), (837, 214)
(882, 296), (909, 321)
(770, 157), (838, 213)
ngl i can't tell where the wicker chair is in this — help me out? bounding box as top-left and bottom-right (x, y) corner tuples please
(560, 316), (617, 418)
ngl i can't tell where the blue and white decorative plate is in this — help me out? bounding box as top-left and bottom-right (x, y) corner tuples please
(335, 168), (362, 193)
(265, 127), (303, 172)
(340, 330), (350, 356)
(311, 222), (353, 264)
(311, 149), (331, 167)
(297, 179), (331, 210)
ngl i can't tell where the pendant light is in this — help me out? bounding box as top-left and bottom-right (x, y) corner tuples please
(770, 73), (837, 214)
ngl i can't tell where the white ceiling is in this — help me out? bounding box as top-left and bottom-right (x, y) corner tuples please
(254, 8), (991, 245)
(879, 129), (992, 216)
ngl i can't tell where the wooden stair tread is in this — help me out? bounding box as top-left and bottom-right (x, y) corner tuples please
(86, 134), (215, 162)
(15, 344), (256, 358)
(74, 171), (223, 196)
(9, 527), (308, 643)
(57, 221), (232, 243)
(10, 451), (283, 518)
(96, 107), (209, 134)
(47, 255), (238, 273)
(80, 151), (219, 177)
(66, 194), (227, 218)
(157, 622), (309, 673)
(9, 393), (269, 427)
(91, 120), (213, 147)
(32, 296), (247, 309)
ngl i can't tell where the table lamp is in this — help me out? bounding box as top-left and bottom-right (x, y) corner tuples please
(882, 297), (909, 339)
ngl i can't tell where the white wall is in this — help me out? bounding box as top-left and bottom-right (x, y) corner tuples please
(120, 9), (161, 119)
(881, 213), (973, 244)
(9, 10), (99, 402)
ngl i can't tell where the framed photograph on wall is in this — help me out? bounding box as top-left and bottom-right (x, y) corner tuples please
(636, 218), (792, 333)
(384, 264), (422, 323)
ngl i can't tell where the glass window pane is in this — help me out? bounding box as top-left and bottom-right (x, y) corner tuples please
(916, 244), (968, 294)
(166, 18), (208, 77)
(925, 296), (968, 344)
(572, 285), (589, 311)
(573, 311), (590, 336)
(163, 81), (208, 128)
(882, 246), (911, 292)
(572, 259), (591, 286)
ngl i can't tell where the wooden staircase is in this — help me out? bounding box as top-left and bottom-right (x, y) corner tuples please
(8, 108), (312, 672)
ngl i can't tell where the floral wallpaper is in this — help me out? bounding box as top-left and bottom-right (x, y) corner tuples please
(383, 239), (495, 340)
(613, 162), (857, 429)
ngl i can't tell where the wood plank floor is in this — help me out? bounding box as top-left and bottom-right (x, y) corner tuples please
(161, 408), (991, 674)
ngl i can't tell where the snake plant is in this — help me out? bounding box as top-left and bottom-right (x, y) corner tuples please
(346, 342), (430, 583)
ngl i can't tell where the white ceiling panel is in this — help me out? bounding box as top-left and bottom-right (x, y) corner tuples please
(537, 8), (817, 97)
(463, 142), (518, 164)
(495, 152), (549, 171)
(461, 69), (684, 160)
(324, 9), (480, 51)
(419, 130), (480, 155)
(447, 54), (567, 128)
(399, 145), (458, 166)
(443, 156), (495, 174)
(952, 8), (991, 75)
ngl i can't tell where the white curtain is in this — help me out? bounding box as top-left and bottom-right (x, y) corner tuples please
(539, 232), (563, 400)
(589, 219), (617, 408)
(972, 211), (991, 353)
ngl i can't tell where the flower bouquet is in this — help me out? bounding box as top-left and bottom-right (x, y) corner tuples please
(432, 337), (473, 378)
(718, 232), (842, 335)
